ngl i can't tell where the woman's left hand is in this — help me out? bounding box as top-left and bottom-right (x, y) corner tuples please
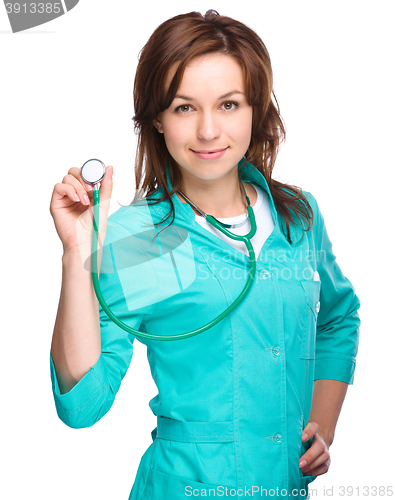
(299, 422), (331, 477)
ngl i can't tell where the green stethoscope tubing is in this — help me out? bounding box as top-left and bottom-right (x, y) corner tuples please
(91, 187), (257, 341)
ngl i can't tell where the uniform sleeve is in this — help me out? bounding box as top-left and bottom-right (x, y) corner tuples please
(309, 194), (361, 384)
(50, 219), (157, 428)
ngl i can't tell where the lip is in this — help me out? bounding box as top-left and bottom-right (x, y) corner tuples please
(191, 147), (228, 160)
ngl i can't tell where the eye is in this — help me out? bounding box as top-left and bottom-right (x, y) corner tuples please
(221, 101), (239, 111)
(175, 104), (193, 113)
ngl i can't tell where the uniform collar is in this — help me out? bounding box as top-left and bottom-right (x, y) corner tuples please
(153, 159), (278, 225)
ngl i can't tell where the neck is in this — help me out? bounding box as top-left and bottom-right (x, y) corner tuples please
(177, 168), (250, 218)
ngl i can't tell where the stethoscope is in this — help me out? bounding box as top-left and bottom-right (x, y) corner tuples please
(81, 158), (258, 341)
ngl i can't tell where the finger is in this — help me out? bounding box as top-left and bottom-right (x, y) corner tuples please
(67, 166), (95, 193)
(62, 174), (92, 206)
(299, 439), (325, 470)
(53, 182), (87, 205)
(98, 165), (114, 202)
(302, 421), (319, 442)
(305, 451), (330, 473)
(305, 460), (330, 477)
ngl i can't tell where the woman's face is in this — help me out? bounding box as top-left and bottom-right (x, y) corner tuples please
(153, 53), (253, 183)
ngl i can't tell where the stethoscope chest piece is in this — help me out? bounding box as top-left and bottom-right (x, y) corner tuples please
(81, 159), (106, 188)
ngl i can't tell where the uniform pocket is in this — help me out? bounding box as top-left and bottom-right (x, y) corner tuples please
(300, 280), (321, 359)
(148, 436), (237, 488)
(141, 466), (237, 500)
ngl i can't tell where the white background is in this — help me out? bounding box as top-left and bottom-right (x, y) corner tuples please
(1, 1), (394, 499)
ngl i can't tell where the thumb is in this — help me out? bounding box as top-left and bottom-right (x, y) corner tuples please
(99, 165), (114, 202)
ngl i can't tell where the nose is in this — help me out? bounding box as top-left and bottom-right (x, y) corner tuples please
(196, 112), (221, 142)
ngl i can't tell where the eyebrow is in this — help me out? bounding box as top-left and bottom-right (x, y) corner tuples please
(174, 90), (244, 101)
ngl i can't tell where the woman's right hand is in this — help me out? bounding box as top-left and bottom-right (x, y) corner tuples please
(49, 165), (114, 257)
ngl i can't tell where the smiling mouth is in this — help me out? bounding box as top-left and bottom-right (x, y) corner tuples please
(191, 148), (228, 154)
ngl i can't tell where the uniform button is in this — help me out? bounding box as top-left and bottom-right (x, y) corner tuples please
(260, 269), (271, 279)
(270, 345), (281, 357)
(316, 301), (320, 313)
(265, 433), (283, 444)
(273, 433), (283, 444)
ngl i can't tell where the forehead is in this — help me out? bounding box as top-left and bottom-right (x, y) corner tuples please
(166, 53), (245, 96)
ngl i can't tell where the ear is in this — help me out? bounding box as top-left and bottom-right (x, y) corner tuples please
(153, 117), (164, 134)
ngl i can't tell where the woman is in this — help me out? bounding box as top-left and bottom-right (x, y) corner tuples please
(49, 10), (361, 500)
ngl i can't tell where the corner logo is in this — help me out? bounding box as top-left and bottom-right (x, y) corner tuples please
(4, 0), (79, 33)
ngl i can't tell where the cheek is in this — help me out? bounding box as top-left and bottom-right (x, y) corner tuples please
(162, 123), (186, 154)
(229, 112), (252, 147)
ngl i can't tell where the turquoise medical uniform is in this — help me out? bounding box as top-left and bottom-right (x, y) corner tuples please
(50, 160), (361, 500)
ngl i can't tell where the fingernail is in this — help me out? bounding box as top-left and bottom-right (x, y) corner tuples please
(85, 184), (93, 191)
(299, 460), (307, 468)
(109, 166), (113, 177)
(302, 433), (308, 441)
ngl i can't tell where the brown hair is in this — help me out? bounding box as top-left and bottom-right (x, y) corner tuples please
(132, 9), (313, 244)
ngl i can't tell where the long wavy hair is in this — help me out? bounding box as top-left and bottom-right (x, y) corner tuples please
(132, 10), (313, 244)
